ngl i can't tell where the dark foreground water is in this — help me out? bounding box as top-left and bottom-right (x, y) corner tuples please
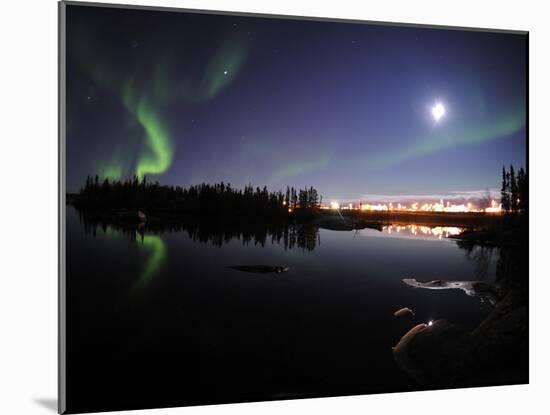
(65, 207), (499, 413)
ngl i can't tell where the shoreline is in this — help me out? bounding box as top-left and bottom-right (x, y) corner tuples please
(340, 209), (504, 228)
(68, 203), (526, 248)
(67, 202), (504, 227)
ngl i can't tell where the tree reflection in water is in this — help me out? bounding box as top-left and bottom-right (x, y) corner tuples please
(77, 211), (321, 252)
(457, 243), (496, 281)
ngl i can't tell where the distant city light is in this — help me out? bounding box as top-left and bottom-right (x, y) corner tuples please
(484, 200), (502, 213)
(382, 225), (463, 238)
(331, 199), (504, 214)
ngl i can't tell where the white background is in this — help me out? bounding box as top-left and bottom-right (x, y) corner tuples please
(0, 0), (548, 414)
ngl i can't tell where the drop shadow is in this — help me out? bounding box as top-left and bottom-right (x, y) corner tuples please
(34, 398), (57, 413)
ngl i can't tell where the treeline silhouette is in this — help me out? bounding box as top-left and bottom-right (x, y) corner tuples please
(74, 175), (322, 217)
(500, 165), (527, 213)
(78, 210), (320, 251)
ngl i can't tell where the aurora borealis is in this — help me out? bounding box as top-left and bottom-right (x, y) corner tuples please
(66, 5), (527, 201)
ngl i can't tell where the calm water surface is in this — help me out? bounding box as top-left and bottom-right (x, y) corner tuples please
(66, 207), (498, 412)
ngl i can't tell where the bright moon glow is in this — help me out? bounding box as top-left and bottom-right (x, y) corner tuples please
(432, 102), (445, 121)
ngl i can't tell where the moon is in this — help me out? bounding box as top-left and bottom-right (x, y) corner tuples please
(432, 102), (446, 121)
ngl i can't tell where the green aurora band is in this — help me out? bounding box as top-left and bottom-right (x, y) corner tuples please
(366, 106), (526, 169)
(201, 38), (247, 100)
(125, 38), (247, 179)
(97, 163), (123, 181)
(135, 101), (172, 179)
(266, 105), (524, 184)
(73, 30), (248, 181)
(122, 81), (173, 180)
(270, 154), (332, 183)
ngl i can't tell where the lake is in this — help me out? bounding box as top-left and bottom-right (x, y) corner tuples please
(65, 206), (498, 412)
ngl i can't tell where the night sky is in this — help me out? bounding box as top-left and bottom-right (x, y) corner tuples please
(66, 4), (527, 203)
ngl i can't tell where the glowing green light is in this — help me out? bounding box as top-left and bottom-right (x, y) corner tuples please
(135, 98), (173, 179)
(136, 233), (166, 288)
(98, 164), (123, 181)
(270, 154), (331, 182)
(74, 31), (248, 180)
(369, 107), (525, 168)
(201, 37), (247, 99)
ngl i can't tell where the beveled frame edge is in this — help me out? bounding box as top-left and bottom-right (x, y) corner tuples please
(58, 1), (67, 413)
(61, 0), (528, 35)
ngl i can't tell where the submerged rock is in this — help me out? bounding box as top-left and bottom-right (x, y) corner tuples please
(228, 265), (290, 274)
(402, 278), (500, 305)
(393, 279), (528, 387)
(393, 307), (415, 317)
(392, 323), (428, 384)
(393, 319), (472, 386)
(314, 217), (384, 231)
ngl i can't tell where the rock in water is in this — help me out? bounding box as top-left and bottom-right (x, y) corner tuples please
(393, 320), (470, 386)
(392, 323), (428, 384)
(402, 278), (500, 305)
(228, 265), (290, 274)
(394, 307), (415, 317)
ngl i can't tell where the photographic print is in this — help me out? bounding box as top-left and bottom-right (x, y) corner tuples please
(60, 2), (528, 413)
